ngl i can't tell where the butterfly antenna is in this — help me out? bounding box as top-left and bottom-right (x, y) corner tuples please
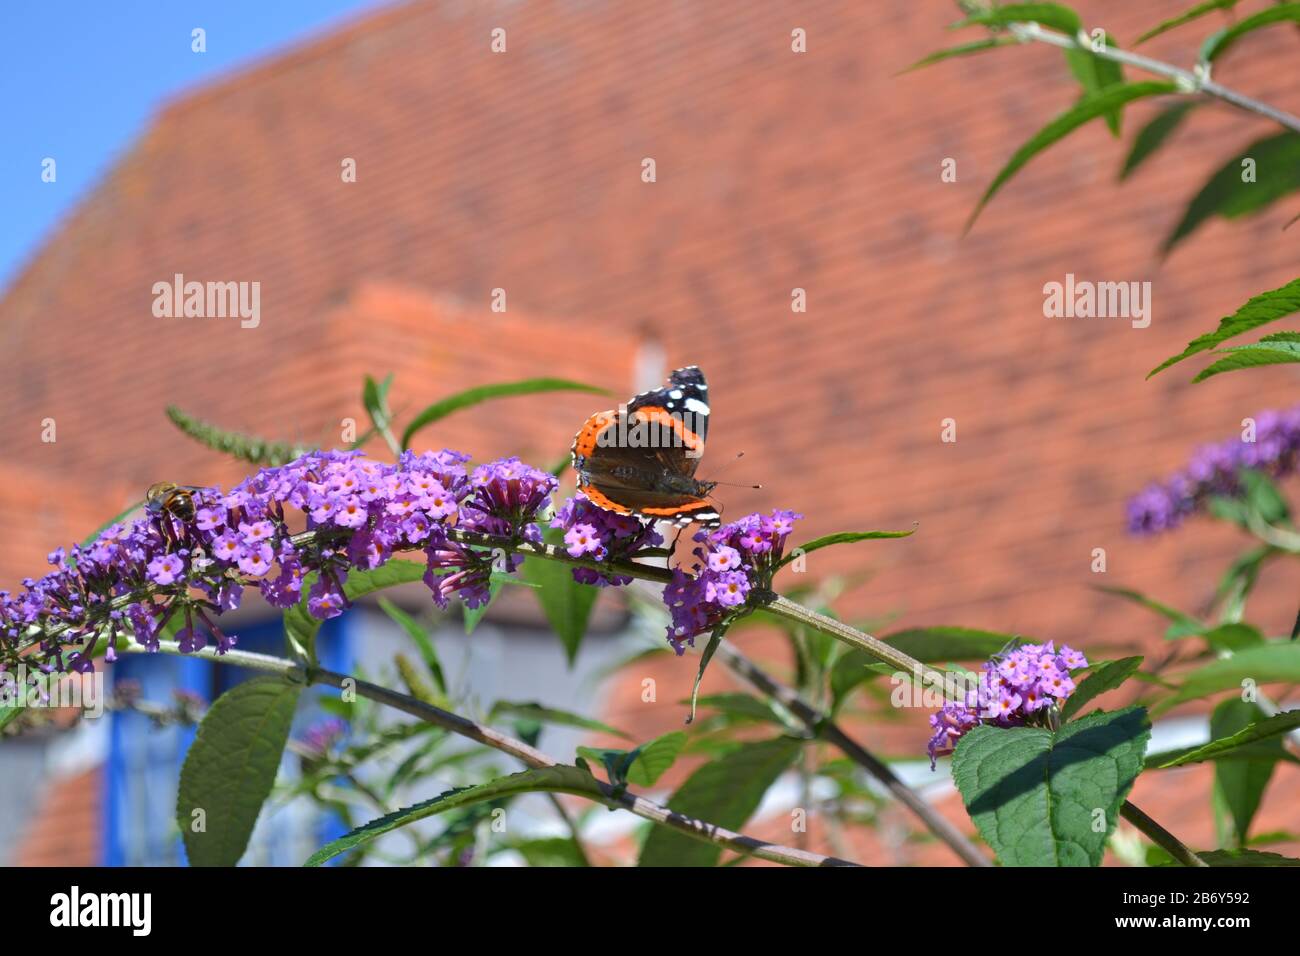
(707, 451), (761, 489)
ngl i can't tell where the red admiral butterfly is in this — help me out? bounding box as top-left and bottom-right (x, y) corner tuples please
(570, 366), (722, 526)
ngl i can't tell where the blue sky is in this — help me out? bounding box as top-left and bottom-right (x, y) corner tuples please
(0, 0), (391, 292)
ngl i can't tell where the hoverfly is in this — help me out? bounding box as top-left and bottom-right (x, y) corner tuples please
(145, 482), (205, 547)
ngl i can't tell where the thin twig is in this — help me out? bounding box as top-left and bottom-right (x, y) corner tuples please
(1120, 801), (1209, 867)
(1007, 22), (1300, 135)
(119, 640), (859, 868)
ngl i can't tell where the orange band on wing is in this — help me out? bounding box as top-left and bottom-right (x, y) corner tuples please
(579, 484), (633, 515)
(633, 406), (704, 451)
(572, 410), (617, 459)
(640, 500), (714, 516)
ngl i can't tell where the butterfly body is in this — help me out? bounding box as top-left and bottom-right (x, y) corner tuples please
(571, 366), (721, 526)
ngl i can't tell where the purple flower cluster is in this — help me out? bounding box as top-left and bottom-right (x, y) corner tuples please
(926, 641), (1088, 768)
(297, 716), (349, 759)
(0, 449), (555, 676)
(551, 494), (663, 587)
(1127, 406), (1300, 535)
(663, 510), (801, 654)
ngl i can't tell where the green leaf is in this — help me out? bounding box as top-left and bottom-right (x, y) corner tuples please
(362, 373), (400, 455)
(626, 731), (688, 787)
(966, 82), (1179, 233)
(1135, 0), (1239, 45)
(506, 836), (590, 867)
(522, 527), (598, 664)
(898, 36), (1020, 74)
(638, 737), (803, 867)
(1194, 338), (1300, 382)
(1211, 700), (1281, 844)
(1149, 276), (1300, 377)
(955, 3), (1082, 34)
(1194, 848), (1300, 866)
(1162, 642), (1300, 708)
(778, 528), (916, 569)
(490, 701), (631, 740)
(952, 707), (1150, 866)
(284, 560), (428, 662)
(304, 765), (604, 866)
(1199, 622), (1266, 653)
(1061, 656), (1144, 720)
(165, 405), (314, 467)
(0, 706), (22, 734)
(1119, 101), (1197, 180)
(1162, 132), (1300, 254)
(1202, 3), (1300, 62)
(1065, 35), (1126, 136)
(400, 378), (608, 451)
(177, 678), (301, 866)
(1154, 708), (1300, 768)
(377, 598), (446, 695)
(687, 624), (729, 725)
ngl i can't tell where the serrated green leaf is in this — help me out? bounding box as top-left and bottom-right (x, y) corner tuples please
(638, 737), (802, 867)
(952, 707), (1150, 866)
(778, 528), (915, 569)
(1202, 3), (1300, 62)
(1161, 642), (1300, 709)
(1135, 0), (1239, 45)
(1149, 276), (1300, 377)
(490, 701), (630, 740)
(1062, 656), (1143, 720)
(178, 678), (301, 866)
(1194, 339), (1300, 382)
(955, 3), (1082, 34)
(304, 765), (603, 866)
(165, 405), (314, 467)
(899, 36), (1020, 74)
(1155, 708), (1300, 768)
(1119, 101), (1197, 180)
(522, 527), (598, 664)
(967, 82), (1178, 233)
(1163, 132), (1300, 254)
(400, 378), (607, 451)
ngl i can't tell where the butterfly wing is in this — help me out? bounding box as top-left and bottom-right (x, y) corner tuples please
(570, 367), (719, 525)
